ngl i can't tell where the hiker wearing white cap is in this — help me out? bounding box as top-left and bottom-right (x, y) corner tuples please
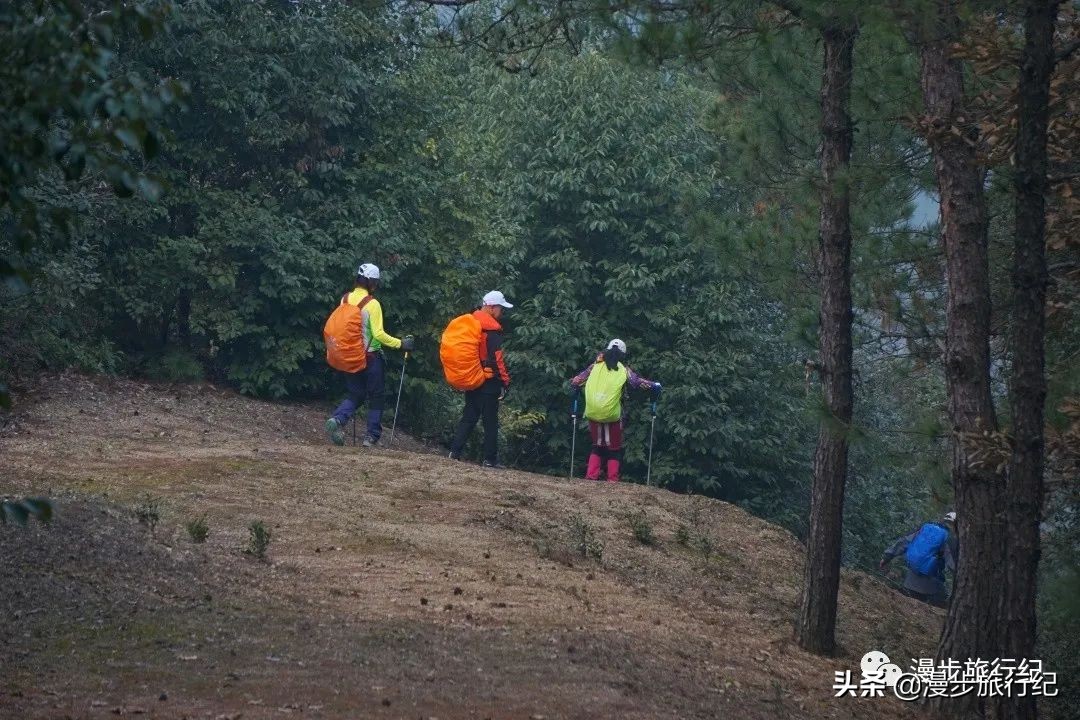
(879, 511), (957, 608)
(482, 290), (513, 309)
(568, 339), (660, 482)
(323, 262), (414, 448)
(446, 291), (513, 467)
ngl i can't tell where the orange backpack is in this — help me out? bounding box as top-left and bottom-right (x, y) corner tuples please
(440, 313), (493, 391)
(323, 294), (373, 373)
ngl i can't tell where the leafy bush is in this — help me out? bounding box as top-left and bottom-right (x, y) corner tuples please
(143, 350), (204, 383)
(186, 516), (209, 543)
(627, 508), (656, 546)
(247, 520), (272, 560)
(569, 514), (603, 561)
(135, 493), (161, 533)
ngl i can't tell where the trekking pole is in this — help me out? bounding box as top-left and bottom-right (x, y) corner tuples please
(387, 351), (409, 448)
(569, 394), (579, 478)
(646, 389), (659, 487)
(352, 416), (357, 447)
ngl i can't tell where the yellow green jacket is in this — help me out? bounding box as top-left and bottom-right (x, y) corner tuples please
(344, 287), (401, 352)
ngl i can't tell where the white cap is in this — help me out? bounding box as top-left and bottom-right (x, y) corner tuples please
(607, 338), (627, 354)
(944, 511), (956, 522)
(482, 290), (513, 308)
(357, 263), (380, 280)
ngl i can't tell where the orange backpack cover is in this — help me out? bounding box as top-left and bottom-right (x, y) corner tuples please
(323, 294), (373, 373)
(440, 313), (492, 391)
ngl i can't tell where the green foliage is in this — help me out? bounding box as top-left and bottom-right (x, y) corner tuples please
(393, 377), (462, 445)
(134, 493), (161, 532)
(569, 514), (603, 561)
(438, 55), (809, 509)
(186, 515), (209, 543)
(143, 350), (204, 383)
(247, 520), (272, 559)
(842, 362), (948, 570)
(4, 6), (812, 534)
(627, 508), (656, 546)
(1038, 489), (1080, 717)
(0, 0), (181, 406)
(1, 497), (53, 526)
(1, 0), (176, 257)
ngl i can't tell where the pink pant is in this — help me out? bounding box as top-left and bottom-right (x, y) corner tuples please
(586, 421), (622, 482)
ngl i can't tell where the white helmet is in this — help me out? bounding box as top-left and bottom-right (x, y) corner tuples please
(944, 511), (957, 522)
(357, 263), (380, 280)
(482, 290), (513, 308)
(607, 338), (627, 354)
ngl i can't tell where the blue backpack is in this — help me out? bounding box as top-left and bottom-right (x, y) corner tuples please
(905, 522), (949, 576)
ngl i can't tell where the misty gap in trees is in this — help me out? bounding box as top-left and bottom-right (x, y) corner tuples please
(2, 1), (1078, 718)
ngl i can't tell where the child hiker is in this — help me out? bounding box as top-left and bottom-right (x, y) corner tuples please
(569, 339), (661, 482)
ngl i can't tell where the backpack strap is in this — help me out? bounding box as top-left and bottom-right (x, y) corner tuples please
(355, 294), (375, 350)
(339, 292), (377, 349)
(341, 292), (374, 311)
(479, 325), (491, 369)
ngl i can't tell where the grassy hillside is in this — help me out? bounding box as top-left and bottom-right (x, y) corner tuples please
(0, 373), (941, 719)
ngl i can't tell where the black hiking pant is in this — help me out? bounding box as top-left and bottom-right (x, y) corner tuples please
(900, 586), (949, 609)
(449, 390), (499, 464)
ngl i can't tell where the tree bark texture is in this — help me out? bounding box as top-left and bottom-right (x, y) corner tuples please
(795, 20), (856, 657)
(919, 2), (1005, 717)
(1001, 2), (1059, 719)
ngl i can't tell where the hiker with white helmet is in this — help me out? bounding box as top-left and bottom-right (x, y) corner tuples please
(323, 262), (414, 448)
(568, 339), (660, 482)
(879, 511), (958, 608)
(443, 290), (513, 468)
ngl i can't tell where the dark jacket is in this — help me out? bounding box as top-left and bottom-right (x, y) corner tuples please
(474, 310), (510, 395)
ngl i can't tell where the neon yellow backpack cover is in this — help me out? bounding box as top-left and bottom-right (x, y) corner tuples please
(584, 362), (627, 423)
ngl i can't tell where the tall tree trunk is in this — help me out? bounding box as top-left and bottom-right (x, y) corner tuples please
(919, 2), (1005, 716)
(795, 20), (857, 657)
(1002, 2), (1059, 719)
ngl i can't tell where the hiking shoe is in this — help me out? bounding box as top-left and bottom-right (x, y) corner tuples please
(481, 460), (505, 469)
(362, 436), (378, 448)
(325, 418), (345, 446)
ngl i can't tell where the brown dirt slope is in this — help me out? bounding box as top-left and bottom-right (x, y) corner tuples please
(1, 372), (941, 720)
